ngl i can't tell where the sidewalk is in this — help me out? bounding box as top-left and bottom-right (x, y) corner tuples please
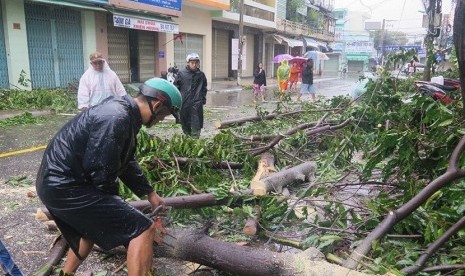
(209, 74), (340, 92)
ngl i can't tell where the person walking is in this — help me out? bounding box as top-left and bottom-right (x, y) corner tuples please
(276, 59), (290, 100)
(36, 78), (182, 275)
(297, 58), (315, 102)
(252, 62), (267, 104)
(77, 52), (126, 111)
(174, 53), (208, 138)
(288, 61), (301, 94)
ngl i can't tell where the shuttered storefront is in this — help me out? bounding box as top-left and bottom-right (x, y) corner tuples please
(138, 31), (156, 82)
(107, 20), (130, 83)
(212, 29), (229, 79)
(25, 3), (84, 88)
(324, 54), (339, 73)
(348, 60), (364, 73)
(174, 33), (203, 69)
(0, 7), (8, 88)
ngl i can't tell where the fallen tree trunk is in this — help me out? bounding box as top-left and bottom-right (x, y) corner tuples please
(215, 110), (305, 129)
(37, 192), (251, 221)
(251, 161), (316, 195)
(154, 227), (367, 276)
(249, 119), (350, 156)
(216, 108), (343, 129)
(34, 235), (68, 276)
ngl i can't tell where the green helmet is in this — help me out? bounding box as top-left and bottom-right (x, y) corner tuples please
(139, 77), (182, 123)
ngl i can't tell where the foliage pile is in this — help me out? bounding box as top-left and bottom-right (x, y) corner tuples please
(131, 57), (465, 274)
(0, 112), (46, 128)
(0, 88), (76, 113)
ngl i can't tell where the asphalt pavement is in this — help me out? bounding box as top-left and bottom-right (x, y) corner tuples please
(0, 74), (358, 183)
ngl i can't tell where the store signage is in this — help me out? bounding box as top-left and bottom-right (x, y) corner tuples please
(113, 15), (179, 34)
(378, 45), (424, 54)
(108, 0), (182, 17)
(345, 41), (374, 53)
(128, 0), (182, 10)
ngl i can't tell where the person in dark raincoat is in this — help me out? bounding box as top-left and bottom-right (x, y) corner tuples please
(36, 78), (182, 275)
(174, 53), (208, 138)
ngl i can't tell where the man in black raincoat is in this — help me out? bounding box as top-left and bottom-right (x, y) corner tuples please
(36, 78), (182, 275)
(174, 53), (208, 138)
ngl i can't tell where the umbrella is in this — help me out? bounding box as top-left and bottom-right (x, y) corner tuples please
(273, 54), (293, 64)
(303, 51), (329, 61)
(289, 56), (308, 67)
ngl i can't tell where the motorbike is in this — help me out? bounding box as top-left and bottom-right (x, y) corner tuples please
(414, 78), (461, 104)
(167, 65), (179, 83)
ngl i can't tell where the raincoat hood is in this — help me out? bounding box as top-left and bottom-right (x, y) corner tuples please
(277, 60), (291, 80)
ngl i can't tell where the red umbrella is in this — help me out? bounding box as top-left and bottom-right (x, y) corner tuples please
(289, 56), (307, 67)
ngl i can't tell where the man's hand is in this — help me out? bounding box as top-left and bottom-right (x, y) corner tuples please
(148, 191), (165, 210)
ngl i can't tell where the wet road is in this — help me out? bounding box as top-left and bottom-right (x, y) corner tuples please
(0, 76), (358, 183)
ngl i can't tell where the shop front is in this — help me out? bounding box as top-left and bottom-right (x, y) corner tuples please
(25, 2), (85, 88)
(346, 54), (369, 73)
(107, 10), (179, 83)
(0, 6), (8, 88)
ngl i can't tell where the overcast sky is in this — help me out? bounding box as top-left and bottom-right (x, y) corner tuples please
(334, 0), (454, 36)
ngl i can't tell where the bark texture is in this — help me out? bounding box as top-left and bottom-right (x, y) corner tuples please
(251, 161), (316, 195)
(155, 228), (367, 276)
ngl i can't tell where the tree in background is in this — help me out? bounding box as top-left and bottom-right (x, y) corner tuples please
(371, 30), (409, 49)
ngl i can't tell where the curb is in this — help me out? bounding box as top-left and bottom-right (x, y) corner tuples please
(209, 77), (340, 93)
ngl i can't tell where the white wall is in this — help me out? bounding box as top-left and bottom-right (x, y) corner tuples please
(81, 11), (97, 67)
(173, 5), (212, 88)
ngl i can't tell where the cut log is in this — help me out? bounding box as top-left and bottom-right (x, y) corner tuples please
(243, 218), (259, 236)
(37, 191), (253, 222)
(250, 152), (277, 188)
(251, 161), (317, 195)
(154, 228), (367, 276)
(34, 235), (68, 276)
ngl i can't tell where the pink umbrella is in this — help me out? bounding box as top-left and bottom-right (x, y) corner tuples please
(289, 56), (307, 67)
(273, 54), (293, 64)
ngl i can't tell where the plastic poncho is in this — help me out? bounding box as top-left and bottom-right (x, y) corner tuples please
(77, 60), (126, 109)
(36, 95), (153, 258)
(277, 60), (291, 83)
(174, 66), (208, 136)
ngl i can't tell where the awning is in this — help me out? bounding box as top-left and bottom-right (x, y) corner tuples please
(273, 34), (304, 48)
(346, 54), (369, 61)
(108, 9), (179, 34)
(28, 0), (107, 11)
(302, 37), (319, 48)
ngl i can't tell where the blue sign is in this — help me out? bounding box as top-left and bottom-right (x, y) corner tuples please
(378, 45), (424, 54)
(128, 0), (182, 11)
(159, 51), (165, 58)
(71, 0), (109, 4)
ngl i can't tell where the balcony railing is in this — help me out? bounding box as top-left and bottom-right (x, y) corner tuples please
(276, 19), (335, 42)
(230, 2), (274, 22)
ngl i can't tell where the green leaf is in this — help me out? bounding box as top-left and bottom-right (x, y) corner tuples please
(437, 119), (453, 127)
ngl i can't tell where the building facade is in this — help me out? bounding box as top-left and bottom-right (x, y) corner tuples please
(0, 0), (337, 90)
(333, 8), (375, 74)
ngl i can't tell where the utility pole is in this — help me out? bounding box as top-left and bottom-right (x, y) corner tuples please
(424, 0), (436, 80)
(237, 0), (244, 86)
(379, 19), (386, 66)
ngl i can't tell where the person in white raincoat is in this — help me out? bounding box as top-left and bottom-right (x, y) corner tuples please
(77, 52), (126, 111)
